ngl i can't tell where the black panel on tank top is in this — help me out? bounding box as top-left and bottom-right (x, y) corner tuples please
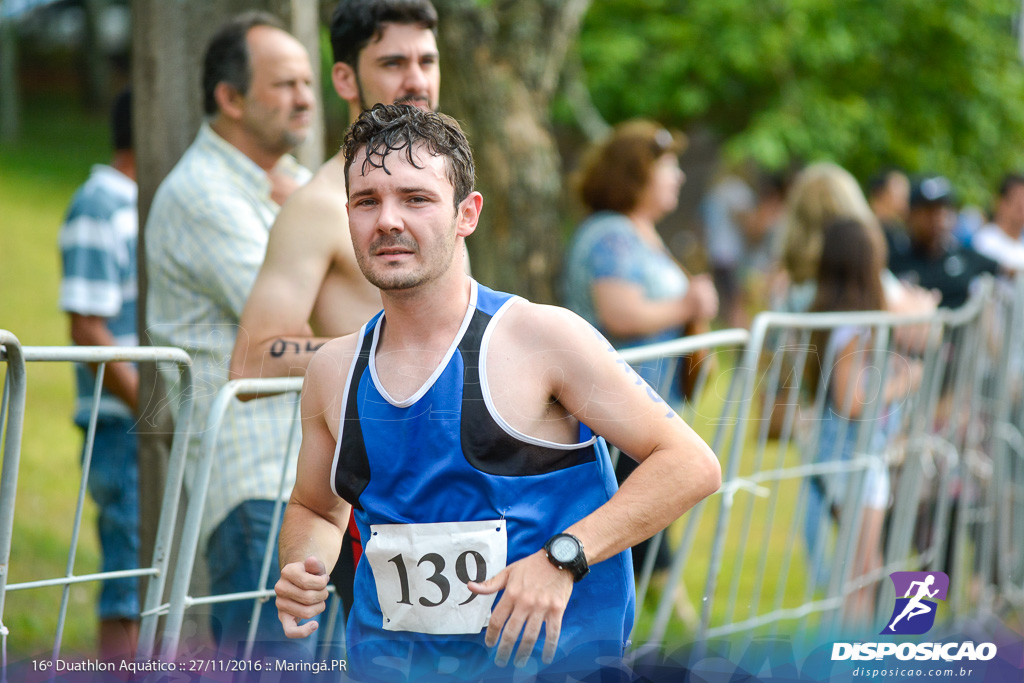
(334, 331), (373, 510)
(459, 307), (597, 476)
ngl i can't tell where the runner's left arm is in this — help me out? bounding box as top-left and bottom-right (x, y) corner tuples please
(470, 304), (720, 667)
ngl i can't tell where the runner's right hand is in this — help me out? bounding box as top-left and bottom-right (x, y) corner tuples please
(276, 555), (330, 638)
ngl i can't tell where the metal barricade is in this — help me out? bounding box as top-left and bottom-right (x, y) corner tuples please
(978, 274), (1024, 610)
(7, 270), (1022, 672)
(0, 335), (194, 677)
(0, 331), (27, 681)
(163, 331), (755, 665)
(1000, 274), (1024, 607)
(616, 329), (750, 641)
(638, 281), (997, 655)
(913, 279), (998, 621)
(157, 376), (314, 660)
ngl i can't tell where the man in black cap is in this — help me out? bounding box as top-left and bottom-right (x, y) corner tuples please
(886, 176), (997, 308)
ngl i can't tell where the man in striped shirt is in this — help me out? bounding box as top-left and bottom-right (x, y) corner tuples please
(58, 88), (140, 661)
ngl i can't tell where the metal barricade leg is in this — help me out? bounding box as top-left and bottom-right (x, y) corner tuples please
(160, 377), (304, 663)
(243, 396), (303, 660)
(0, 332), (27, 683)
(137, 361), (194, 658)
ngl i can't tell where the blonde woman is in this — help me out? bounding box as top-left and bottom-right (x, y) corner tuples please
(775, 162), (938, 315)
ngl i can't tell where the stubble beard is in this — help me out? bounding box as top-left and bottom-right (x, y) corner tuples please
(356, 219), (458, 292)
(279, 123), (308, 151)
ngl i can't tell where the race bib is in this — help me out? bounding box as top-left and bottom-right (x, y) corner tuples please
(364, 519), (508, 634)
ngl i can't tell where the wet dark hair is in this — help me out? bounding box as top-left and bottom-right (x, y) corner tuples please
(202, 11), (285, 116)
(329, 0), (438, 66)
(343, 103), (474, 208)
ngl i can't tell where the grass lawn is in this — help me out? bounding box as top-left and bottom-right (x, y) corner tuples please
(0, 93), (109, 658)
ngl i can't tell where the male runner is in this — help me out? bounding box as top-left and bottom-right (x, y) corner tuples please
(274, 104), (721, 679)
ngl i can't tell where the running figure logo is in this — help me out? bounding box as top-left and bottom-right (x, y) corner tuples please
(882, 571), (949, 635)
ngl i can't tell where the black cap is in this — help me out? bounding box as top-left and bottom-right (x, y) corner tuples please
(910, 176), (953, 207)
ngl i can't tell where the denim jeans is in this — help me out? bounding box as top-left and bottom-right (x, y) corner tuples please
(79, 416), (139, 620)
(207, 499), (321, 665)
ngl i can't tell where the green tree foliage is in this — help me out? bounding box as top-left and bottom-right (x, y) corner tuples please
(580, 0), (1024, 202)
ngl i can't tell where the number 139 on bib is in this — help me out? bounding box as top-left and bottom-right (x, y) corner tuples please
(364, 520), (508, 635)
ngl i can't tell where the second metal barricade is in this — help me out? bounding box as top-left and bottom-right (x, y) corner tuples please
(156, 376), (314, 660)
(635, 279), (998, 658)
(0, 336), (194, 678)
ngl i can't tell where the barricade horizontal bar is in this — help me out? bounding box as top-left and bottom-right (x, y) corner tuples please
(705, 596), (844, 639)
(617, 328), (750, 363)
(751, 308), (938, 332)
(226, 376), (304, 395)
(736, 454), (881, 486)
(186, 589), (275, 607)
(20, 345), (192, 365)
(6, 568), (158, 592)
(144, 584), (337, 617)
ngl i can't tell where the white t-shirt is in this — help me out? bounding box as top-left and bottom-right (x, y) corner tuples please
(972, 223), (1024, 272)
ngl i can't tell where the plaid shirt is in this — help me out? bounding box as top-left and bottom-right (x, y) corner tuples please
(145, 123), (311, 541)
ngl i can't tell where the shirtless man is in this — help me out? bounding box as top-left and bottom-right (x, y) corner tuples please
(230, 0), (440, 381)
(274, 104), (721, 679)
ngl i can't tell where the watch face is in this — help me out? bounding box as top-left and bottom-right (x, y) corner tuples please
(550, 536), (579, 563)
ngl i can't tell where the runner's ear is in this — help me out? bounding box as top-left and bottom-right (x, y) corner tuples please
(455, 192), (483, 238)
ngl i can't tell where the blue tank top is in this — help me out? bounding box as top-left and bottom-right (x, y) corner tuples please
(331, 280), (635, 681)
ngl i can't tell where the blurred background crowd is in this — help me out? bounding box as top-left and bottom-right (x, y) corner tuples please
(4, 0), (1024, 661)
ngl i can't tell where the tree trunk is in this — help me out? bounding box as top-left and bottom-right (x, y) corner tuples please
(131, 0), (321, 641)
(0, 18), (19, 142)
(434, 0), (591, 304)
(81, 0), (111, 111)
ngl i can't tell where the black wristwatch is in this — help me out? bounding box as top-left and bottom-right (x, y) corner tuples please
(543, 533), (589, 583)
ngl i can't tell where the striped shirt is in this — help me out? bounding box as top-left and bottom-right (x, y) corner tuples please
(145, 123), (311, 540)
(59, 164), (138, 425)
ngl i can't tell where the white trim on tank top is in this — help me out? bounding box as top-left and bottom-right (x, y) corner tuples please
(330, 319), (371, 499)
(479, 297), (598, 451)
(368, 279), (479, 408)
